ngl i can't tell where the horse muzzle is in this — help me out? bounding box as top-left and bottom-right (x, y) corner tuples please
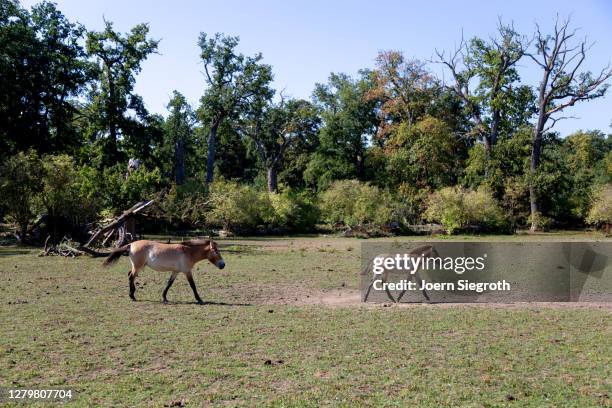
(217, 260), (226, 269)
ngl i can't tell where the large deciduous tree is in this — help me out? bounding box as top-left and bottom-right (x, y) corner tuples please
(527, 17), (612, 230)
(197, 33), (273, 186)
(0, 0), (91, 157)
(241, 95), (319, 192)
(85, 21), (158, 166)
(370, 51), (439, 143)
(161, 91), (195, 185)
(305, 71), (378, 188)
(436, 23), (533, 175)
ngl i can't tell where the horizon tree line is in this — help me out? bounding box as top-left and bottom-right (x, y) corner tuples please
(1, 0), (611, 233)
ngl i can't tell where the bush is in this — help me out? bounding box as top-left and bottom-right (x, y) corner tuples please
(319, 180), (393, 227)
(93, 165), (162, 213)
(424, 187), (505, 234)
(206, 180), (272, 232)
(586, 184), (612, 227)
(41, 155), (99, 220)
(155, 182), (209, 229)
(39, 155), (100, 238)
(0, 151), (43, 241)
(265, 189), (319, 231)
(0, 152), (108, 242)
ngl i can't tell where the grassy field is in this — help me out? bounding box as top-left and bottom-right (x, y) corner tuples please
(1, 234), (611, 406)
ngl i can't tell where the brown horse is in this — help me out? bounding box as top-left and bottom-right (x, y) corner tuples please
(102, 239), (225, 304)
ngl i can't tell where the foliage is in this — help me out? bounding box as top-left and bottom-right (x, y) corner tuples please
(85, 20), (159, 166)
(0, 151), (43, 239)
(197, 32), (273, 183)
(586, 184), (612, 226)
(0, 1), (91, 158)
(206, 180), (271, 232)
(319, 180), (393, 227)
(155, 182), (209, 228)
(370, 51), (440, 139)
(242, 97), (320, 192)
(1, 2), (611, 237)
(87, 164), (162, 214)
(385, 116), (461, 189)
(265, 189), (319, 231)
(39, 154), (99, 229)
(305, 72), (378, 188)
(424, 187), (505, 234)
(158, 91), (196, 184)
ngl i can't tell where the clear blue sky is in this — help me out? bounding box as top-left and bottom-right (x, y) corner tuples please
(23, 0), (612, 136)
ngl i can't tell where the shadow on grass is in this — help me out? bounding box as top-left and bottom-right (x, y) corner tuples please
(0, 249), (34, 257)
(137, 299), (252, 307)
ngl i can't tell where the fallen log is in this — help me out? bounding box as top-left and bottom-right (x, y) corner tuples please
(76, 246), (114, 258)
(84, 200), (154, 248)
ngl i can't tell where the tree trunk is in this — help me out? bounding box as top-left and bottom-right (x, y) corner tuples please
(483, 135), (492, 178)
(529, 113), (546, 232)
(267, 166), (278, 193)
(106, 66), (119, 161)
(205, 120), (220, 185)
(175, 138), (186, 185)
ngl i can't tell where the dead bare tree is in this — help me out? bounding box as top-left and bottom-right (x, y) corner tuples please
(527, 17), (612, 231)
(435, 21), (530, 176)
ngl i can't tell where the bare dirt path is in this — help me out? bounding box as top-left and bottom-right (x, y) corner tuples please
(237, 285), (612, 310)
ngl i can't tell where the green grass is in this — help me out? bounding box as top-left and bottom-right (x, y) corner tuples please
(1, 234), (611, 406)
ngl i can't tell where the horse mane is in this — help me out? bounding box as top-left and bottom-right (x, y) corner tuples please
(181, 239), (212, 247)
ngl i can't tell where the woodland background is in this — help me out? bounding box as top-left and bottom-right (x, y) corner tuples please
(1, 0), (611, 243)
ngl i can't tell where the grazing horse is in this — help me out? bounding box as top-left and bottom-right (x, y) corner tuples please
(102, 239), (225, 304)
(362, 244), (439, 303)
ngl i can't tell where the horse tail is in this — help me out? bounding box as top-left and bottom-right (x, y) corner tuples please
(102, 244), (131, 267)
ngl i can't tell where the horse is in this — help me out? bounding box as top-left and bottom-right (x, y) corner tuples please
(362, 244), (439, 303)
(102, 239), (225, 304)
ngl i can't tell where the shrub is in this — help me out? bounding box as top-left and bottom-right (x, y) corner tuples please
(40, 155), (100, 237)
(424, 187), (505, 234)
(266, 189), (319, 231)
(155, 182), (209, 228)
(0, 151), (43, 241)
(121, 166), (162, 207)
(586, 184), (612, 227)
(319, 180), (393, 227)
(206, 180), (272, 232)
(92, 164), (162, 213)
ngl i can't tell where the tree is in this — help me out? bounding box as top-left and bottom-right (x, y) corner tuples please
(85, 20), (159, 165)
(241, 96), (319, 192)
(162, 91), (195, 184)
(436, 22), (533, 175)
(527, 17), (612, 230)
(370, 51), (439, 142)
(197, 33), (273, 185)
(305, 72), (378, 188)
(0, 0), (91, 157)
(0, 151), (43, 242)
(385, 116), (460, 190)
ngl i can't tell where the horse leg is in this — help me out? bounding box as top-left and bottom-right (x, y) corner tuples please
(415, 269), (430, 302)
(128, 258), (141, 301)
(128, 271), (136, 301)
(363, 278), (375, 302)
(185, 271), (203, 304)
(396, 273), (409, 303)
(162, 272), (178, 303)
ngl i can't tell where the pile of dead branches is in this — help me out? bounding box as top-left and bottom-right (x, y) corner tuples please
(39, 236), (83, 257)
(35, 200), (155, 258)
